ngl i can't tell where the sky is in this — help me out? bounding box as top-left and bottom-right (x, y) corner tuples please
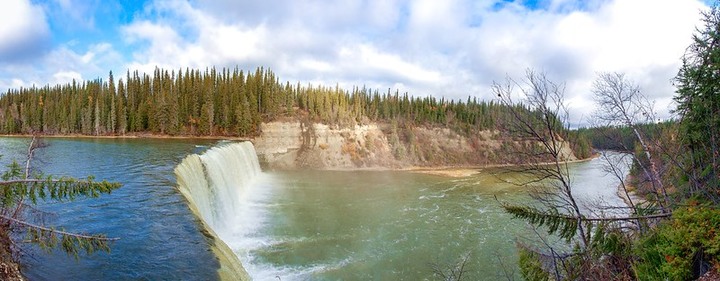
(0, 0), (711, 126)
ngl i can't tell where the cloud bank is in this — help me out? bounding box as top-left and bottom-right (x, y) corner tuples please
(0, 0), (709, 125)
(0, 0), (51, 62)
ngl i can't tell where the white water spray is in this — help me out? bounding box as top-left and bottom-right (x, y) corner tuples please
(175, 141), (263, 280)
(175, 141), (365, 280)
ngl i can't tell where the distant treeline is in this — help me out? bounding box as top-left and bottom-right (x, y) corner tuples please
(0, 67), (534, 137)
(576, 121), (675, 152)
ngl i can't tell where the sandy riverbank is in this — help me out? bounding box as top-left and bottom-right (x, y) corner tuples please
(405, 154), (600, 177)
(314, 155), (600, 177)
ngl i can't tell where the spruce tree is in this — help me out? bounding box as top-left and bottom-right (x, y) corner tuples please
(675, 5), (720, 200)
(0, 137), (120, 279)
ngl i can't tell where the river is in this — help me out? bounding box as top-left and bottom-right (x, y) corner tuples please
(0, 138), (626, 280)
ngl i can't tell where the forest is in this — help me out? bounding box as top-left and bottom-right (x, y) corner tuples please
(576, 122), (674, 151)
(0, 67), (529, 138)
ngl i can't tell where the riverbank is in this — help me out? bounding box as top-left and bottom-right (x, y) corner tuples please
(0, 133), (250, 141)
(1, 133), (598, 176)
(616, 174), (647, 208)
(4, 128), (591, 173)
(268, 154), (600, 177)
(405, 153), (600, 177)
(0, 250), (24, 281)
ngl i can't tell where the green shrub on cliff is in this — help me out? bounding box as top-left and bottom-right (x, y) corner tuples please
(634, 203), (720, 280)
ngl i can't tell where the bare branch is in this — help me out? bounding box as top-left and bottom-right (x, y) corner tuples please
(0, 179), (105, 186)
(493, 69), (590, 247)
(0, 214), (118, 241)
(591, 72), (670, 211)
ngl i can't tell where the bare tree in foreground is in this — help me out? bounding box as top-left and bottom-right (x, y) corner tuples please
(495, 70), (671, 279)
(591, 72), (670, 212)
(493, 69), (590, 248)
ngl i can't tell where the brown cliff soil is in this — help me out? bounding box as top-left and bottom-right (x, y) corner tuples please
(254, 121), (585, 171)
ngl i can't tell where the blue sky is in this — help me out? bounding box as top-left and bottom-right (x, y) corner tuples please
(0, 0), (710, 125)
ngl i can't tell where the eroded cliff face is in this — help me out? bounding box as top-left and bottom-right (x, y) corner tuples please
(253, 121), (577, 170)
(254, 122), (398, 169)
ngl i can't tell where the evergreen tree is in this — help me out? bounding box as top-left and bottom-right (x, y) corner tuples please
(0, 137), (121, 279)
(116, 79), (127, 135)
(0, 66), (555, 141)
(675, 5), (720, 201)
(199, 89), (214, 136)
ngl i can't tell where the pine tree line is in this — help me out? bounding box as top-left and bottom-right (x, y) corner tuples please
(575, 122), (674, 152)
(0, 66), (535, 137)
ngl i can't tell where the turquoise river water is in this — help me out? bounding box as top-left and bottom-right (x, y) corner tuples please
(0, 138), (626, 280)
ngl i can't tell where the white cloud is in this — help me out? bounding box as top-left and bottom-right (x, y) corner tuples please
(117, 0), (706, 125)
(547, 0), (705, 122)
(339, 44), (442, 84)
(121, 0), (272, 72)
(0, 79), (30, 91)
(0, 42), (123, 92)
(0, 0), (51, 61)
(0, 0), (707, 128)
(427, 0), (705, 124)
(53, 71), (82, 84)
(45, 43), (122, 77)
(120, 0), (450, 94)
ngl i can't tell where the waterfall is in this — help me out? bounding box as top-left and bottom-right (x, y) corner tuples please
(175, 141), (261, 280)
(176, 141), (261, 230)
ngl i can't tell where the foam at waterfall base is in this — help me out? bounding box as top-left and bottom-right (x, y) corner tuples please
(175, 141), (263, 280)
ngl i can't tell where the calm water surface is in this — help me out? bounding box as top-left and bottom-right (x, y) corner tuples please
(0, 138), (625, 280)
(0, 137), (220, 280)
